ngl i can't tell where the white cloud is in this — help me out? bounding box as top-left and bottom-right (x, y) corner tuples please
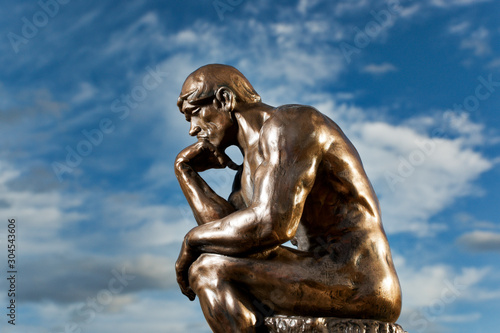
(297, 0), (322, 15)
(19, 254), (176, 304)
(3, 3), (499, 332)
(15, 293), (210, 333)
(0, 88), (67, 124)
(438, 312), (481, 323)
(316, 102), (493, 235)
(81, 295), (211, 333)
(171, 21), (345, 88)
(444, 112), (486, 145)
(0, 161), (84, 255)
(172, 29), (199, 45)
(103, 12), (166, 57)
(304, 20), (330, 35)
(398, 4), (421, 18)
(82, 190), (197, 254)
(464, 288), (500, 301)
(362, 62), (398, 75)
(397, 260), (487, 308)
(72, 82), (98, 103)
(430, 0), (491, 8)
(333, 0), (369, 16)
(460, 27), (491, 56)
(406, 111), (497, 147)
(120, 215), (193, 249)
(395, 255), (488, 330)
(18, 292), (209, 333)
(376, 133), (491, 234)
(454, 212), (499, 229)
(487, 57), (500, 68)
(457, 231), (500, 252)
(448, 21), (471, 35)
(272, 23), (295, 35)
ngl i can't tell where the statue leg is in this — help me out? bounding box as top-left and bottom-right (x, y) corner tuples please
(188, 246), (362, 332)
(189, 253), (268, 333)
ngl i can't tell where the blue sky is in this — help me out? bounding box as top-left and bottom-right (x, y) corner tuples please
(1, 0), (499, 332)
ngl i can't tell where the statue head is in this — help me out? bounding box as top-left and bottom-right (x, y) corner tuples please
(177, 64), (260, 148)
(177, 64), (261, 112)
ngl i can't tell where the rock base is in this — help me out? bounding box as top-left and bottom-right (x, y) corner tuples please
(264, 316), (407, 333)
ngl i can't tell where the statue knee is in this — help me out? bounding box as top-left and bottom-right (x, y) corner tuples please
(188, 253), (226, 291)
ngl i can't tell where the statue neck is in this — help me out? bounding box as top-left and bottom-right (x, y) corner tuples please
(233, 102), (274, 156)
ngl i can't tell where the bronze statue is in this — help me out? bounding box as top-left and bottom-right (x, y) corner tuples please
(174, 64), (402, 333)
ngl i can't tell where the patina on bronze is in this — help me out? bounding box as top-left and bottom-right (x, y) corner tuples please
(174, 64), (402, 333)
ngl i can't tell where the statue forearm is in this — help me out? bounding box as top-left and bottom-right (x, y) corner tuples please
(185, 207), (287, 258)
(175, 161), (235, 225)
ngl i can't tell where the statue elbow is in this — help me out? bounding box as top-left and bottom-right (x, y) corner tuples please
(259, 209), (297, 245)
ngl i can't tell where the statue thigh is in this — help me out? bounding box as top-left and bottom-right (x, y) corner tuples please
(188, 246), (361, 317)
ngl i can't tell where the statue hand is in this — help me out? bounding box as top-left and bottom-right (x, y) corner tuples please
(175, 238), (197, 301)
(175, 140), (239, 172)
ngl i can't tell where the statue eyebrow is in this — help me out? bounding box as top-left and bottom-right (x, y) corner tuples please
(181, 103), (198, 114)
(181, 104), (200, 122)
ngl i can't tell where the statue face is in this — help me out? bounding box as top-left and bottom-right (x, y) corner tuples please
(181, 100), (234, 148)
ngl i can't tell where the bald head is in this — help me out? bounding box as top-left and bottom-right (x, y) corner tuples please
(177, 64), (261, 111)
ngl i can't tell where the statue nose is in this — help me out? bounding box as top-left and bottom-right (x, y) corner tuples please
(189, 125), (201, 136)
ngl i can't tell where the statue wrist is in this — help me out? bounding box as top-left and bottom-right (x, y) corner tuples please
(174, 158), (192, 174)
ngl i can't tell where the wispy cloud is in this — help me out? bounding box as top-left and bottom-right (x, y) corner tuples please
(454, 212), (500, 230)
(457, 231), (500, 252)
(316, 102), (493, 236)
(448, 21), (471, 35)
(1, 1), (499, 332)
(487, 57), (500, 68)
(429, 0), (491, 8)
(0, 161), (84, 255)
(18, 254), (175, 304)
(460, 27), (491, 56)
(395, 255), (489, 331)
(297, 0), (322, 15)
(361, 62), (398, 75)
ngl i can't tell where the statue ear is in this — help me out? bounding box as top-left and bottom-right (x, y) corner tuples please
(215, 87), (235, 112)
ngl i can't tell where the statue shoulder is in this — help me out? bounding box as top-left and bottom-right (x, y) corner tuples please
(272, 103), (322, 116)
(264, 104), (329, 129)
(258, 104), (338, 155)
(262, 104), (342, 140)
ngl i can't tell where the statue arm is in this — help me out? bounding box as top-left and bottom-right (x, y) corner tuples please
(185, 122), (321, 256)
(175, 115), (322, 299)
(175, 161), (236, 225)
(175, 140), (239, 225)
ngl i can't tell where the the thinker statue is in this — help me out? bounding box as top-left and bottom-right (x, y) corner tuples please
(174, 64), (402, 333)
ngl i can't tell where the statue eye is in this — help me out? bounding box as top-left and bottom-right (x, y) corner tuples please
(191, 108), (201, 115)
